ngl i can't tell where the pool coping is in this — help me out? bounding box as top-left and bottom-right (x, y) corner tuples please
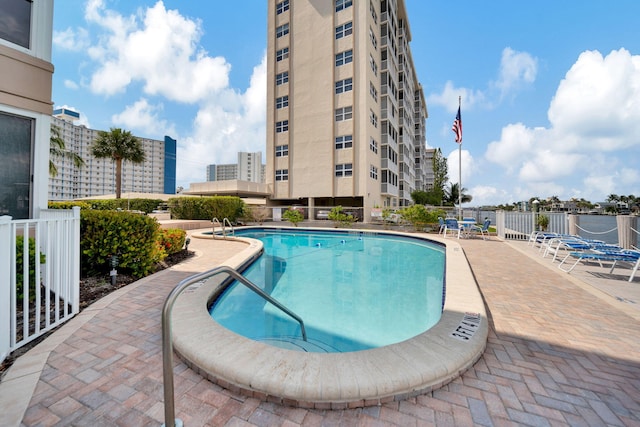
(171, 227), (488, 408)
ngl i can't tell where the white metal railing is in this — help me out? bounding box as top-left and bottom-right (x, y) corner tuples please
(496, 211), (568, 240)
(0, 207), (81, 363)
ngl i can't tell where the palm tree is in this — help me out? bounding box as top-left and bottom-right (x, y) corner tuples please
(49, 125), (85, 177)
(445, 182), (472, 206)
(91, 127), (146, 199)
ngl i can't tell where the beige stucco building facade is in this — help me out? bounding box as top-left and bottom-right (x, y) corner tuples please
(0, 1), (55, 219)
(266, 0), (429, 220)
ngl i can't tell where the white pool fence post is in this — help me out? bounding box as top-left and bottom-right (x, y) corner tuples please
(616, 215), (638, 249)
(0, 215), (13, 363)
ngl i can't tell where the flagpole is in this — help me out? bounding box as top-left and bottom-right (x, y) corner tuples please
(458, 96), (462, 220)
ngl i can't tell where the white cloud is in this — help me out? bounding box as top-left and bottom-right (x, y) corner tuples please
(64, 79), (80, 90)
(85, 1), (230, 102)
(427, 81), (485, 113)
(485, 48), (640, 201)
(548, 48), (640, 151)
(446, 148), (474, 188)
(493, 47), (538, 98)
(427, 48), (537, 112)
(111, 98), (176, 138)
(53, 27), (90, 51)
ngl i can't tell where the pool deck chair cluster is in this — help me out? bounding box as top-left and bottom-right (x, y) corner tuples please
(527, 231), (640, 282)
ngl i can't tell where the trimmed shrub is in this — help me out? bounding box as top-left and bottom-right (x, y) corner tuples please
(48, 201), (92, 210)
(157, 228), (187, 256)
(399, 205), (446, 231)
(81, 210), (163, 278)
(328, 206), (354, 228)
(168, 196), (245, 222)
(282, 208), (304, 226)
(48, 199), (162, 213)
(15, 236), (46, 303)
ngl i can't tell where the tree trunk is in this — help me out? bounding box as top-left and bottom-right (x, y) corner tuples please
(115, 158), (122, 199)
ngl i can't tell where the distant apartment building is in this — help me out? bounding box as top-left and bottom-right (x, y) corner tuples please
(49, 108), (177, 200)
(266, 0), (430, 216)
(0, 0), (55, 219)
(206, 152), (265, 183)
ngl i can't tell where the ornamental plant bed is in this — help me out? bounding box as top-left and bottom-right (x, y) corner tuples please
(0, 249), (194, 381)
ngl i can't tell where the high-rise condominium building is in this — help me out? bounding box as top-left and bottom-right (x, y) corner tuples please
(266, 0), (430, 217)
(49, 108), (177, 200)
(206, 152), (265, 183)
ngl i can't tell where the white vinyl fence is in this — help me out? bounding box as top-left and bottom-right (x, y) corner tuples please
(496, 211), (568, 240)
(0, 207), (80, 363)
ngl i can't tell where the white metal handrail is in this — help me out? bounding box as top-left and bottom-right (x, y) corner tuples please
(161, 265), (307, 427)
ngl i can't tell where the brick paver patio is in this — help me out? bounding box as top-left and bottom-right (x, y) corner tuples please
(2, 231), (639, 426)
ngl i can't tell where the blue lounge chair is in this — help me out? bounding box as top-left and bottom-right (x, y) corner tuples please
(443, 218), (463, 239)
(471, 219), (491, 240)
(558, 249), (640, 282)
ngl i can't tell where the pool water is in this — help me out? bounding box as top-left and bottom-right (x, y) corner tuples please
(209, 229), (445, 352)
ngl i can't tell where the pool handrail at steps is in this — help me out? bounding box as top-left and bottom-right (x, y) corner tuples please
(161, 265), (307, 427)
(212, 217), (235, 238)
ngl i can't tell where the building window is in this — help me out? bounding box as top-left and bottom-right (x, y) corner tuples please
(276, 120), (289, 133)
(276, 47), (289, 62)
(369, 27), (377, 50)
(370, 110), (378, 127)
(276, 71), (289, 85)
(276, 0), (289, 14)
(276, 23), (289, 38)
(0, 112), (32, 219)
(0, 1), (31, 48)
(370, 137), (378, 153)
(369, 81), (378, 101)
(335, 163), (353, 177)
(276, 95), (289, 109)
(276, 169), (289, 181)
(335, 78), (353, 94)
(370, 165), (378, 180)
(370, 1), (378, 23)
(335, 0), (353, 12)
(370, 54), (378, 75)
(276, 145), (289, 157)
(335, 22), (353, 39)
(335, 106), (353, 122)
(335, 135), (353, 149)
(335, 50), (353, 67)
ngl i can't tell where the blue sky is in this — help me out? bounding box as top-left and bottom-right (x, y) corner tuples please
(51, 1), (640, 206)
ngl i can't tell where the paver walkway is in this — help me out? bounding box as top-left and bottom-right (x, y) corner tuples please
(2, 233), (640, 426)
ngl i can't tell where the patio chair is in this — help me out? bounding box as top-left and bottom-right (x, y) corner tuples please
(609, 251), (640, 282)
(438, 217), (445, 235)
(443, 218), (463, 239)
(558, 249), (640, 282)
(471, 219), (491, 240)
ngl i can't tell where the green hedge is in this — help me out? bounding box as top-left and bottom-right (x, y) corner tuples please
(80, 210), (163, 278)
(167, 196), (245, 222)
(15, 236), (46, 302)
(49, 199), (163, 213)
(48, 201), (92, 210)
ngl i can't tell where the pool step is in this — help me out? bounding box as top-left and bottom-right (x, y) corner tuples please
(258, 336), (338, 353)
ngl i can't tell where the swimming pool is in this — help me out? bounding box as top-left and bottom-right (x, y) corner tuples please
(209, 229), (445, 352)
(171, 226), (488, 408)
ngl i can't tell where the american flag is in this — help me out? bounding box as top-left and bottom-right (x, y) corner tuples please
(452, 107), (462, 143)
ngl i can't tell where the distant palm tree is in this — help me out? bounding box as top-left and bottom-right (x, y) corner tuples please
(91, 127), (146, 199)
(446, 182), (472, 206)
(49, 125), (85, 177)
